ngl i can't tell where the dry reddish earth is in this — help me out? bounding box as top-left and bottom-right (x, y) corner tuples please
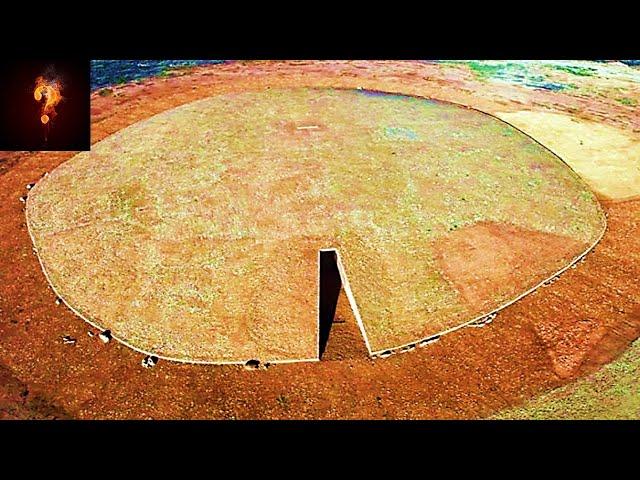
(1, 61), (638, 419)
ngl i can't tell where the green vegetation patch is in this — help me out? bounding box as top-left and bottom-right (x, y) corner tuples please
(552, 65), (596, 77)
(617, 97), (638, 107)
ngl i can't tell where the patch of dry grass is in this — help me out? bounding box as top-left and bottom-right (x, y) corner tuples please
(27, 88), (605, 362)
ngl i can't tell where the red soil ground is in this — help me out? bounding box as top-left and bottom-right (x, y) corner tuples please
(1, 61), (638, 419)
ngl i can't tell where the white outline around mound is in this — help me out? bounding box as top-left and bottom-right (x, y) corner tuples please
(25, 89), (608, 366)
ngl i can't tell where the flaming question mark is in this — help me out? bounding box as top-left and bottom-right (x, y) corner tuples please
(33, 76), (62, 140)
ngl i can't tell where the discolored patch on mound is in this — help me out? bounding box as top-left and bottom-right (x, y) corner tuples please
(433, 222), (588, 313)
(26, 88), (606, 363)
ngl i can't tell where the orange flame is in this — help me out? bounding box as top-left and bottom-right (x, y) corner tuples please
(34, 76), (62, 125)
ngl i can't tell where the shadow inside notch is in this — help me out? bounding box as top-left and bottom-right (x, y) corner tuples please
(318, 250), (342, 358)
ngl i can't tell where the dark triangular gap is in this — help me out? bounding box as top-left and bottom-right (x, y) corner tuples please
(319, 250), (341, 358)
(318, 250), (370, 360)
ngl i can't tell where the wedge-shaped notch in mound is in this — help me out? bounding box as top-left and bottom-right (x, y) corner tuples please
(318, 249), (371, 359)
(26, 87), (606, 364)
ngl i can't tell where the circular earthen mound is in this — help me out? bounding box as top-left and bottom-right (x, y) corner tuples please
(26, 87), (606, 364)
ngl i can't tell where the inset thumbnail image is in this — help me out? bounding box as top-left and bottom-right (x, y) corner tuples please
(0, 59), (89, 151)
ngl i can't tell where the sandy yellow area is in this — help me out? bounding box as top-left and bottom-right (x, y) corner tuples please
(496, 110), (640, 201)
